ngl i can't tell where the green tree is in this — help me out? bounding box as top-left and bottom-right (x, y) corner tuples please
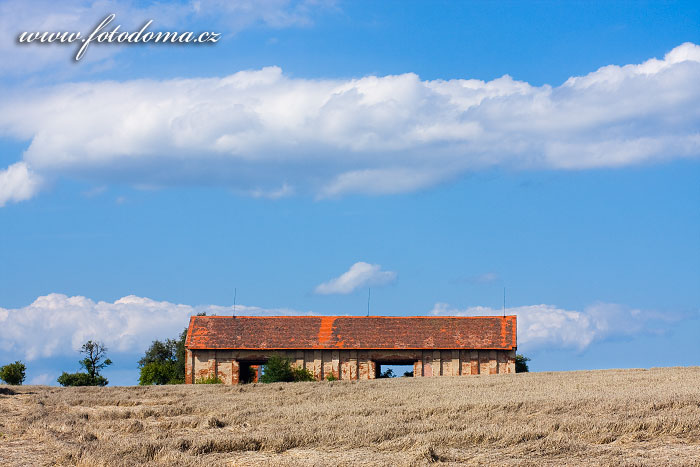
(138, 314), (203, 385)
(139, 361), (181, 385)
(260, 354), (315, 383)
(57, 340), (112, 387)
(174, 327), (187, 379)
(515, 354), (530, 373)
(80, 341), (113, 380)
(138, 338), (182, 385)
(0, 361), (26, 385)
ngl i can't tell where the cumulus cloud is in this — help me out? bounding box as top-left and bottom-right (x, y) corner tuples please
(430, 302), (679, 351)
(0, 161), (42, 207)
(0, 292), (683, 361)
(315, 262), (397, 295)
(1, 43), (698, 203)
(0, 293), (307, 361)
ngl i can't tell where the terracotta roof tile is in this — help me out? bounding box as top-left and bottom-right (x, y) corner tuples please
(186, 315), (516, 350)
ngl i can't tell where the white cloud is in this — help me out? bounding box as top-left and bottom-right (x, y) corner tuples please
(0, 293), (306, 361)
(430, 302), (678, 351)
(28, 373), (52, 385)
(0, 43), (698, 204)
(249, 182), (294, 199)
(315, 262), (397, 295)
(0, 292), (684, 362)
(0, 161), (42, 207)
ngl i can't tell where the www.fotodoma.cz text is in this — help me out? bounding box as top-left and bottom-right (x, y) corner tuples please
(17, 14), (220, 61)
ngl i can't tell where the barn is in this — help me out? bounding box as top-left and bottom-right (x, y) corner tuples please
(185, 315), (517, 384)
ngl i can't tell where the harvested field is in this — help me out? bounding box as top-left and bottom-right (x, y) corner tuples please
(1, 367), (700, 466)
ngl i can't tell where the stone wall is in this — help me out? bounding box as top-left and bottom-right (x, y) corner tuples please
(186, 348), (516, 384)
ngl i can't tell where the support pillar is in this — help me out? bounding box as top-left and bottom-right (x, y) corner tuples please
(368, 360), (377, 379)
(489, 350), (498, 375)
(433, 350), (441, 376)
(359, 352), (371, 379)
(322, 350), (333, 379)
(208, 351), (217, 379)
(423, 351), (433, 377)
(479, 351), (490, 375)
(460, 350), (471, 375)
(231, 359), (240, 385)
(349, 350), (358, 380)
(451, 350), (460, 376)
(413, 359), (422, 377)
(498, 351), (509, 374)
(313, 350), (323, 380)
(185, 349), (193, 384)
(332, 350), (340, 379)
(295, 350), (305, 370)
(470, 350), (480, 375)
(506, 350), (516, 374)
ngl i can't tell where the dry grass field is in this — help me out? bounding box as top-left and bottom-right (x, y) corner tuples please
(2, 367), (700, 466)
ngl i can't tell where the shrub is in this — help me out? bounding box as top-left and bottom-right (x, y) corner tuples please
(57, 372), (108, 387)
(378, 368), (395, 378)
(139, 361), (182, 386)
(0, 361), (26, 385)
(196, 374), (223, 384)
(515, 354), (530, 373)
(403, 371), (414, 377)
(261, 355), (316, 383)
(260, 355), (294, 383)
(325, 373), (338, 381)
(291, 366), (315, 382)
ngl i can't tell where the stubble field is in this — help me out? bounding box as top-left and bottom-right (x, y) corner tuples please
(1, 367), (700, 466)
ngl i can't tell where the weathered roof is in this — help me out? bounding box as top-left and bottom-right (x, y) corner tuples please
(185, 315), (517, 350)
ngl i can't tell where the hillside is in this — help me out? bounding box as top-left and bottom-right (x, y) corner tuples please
(2, 367), (700, 466)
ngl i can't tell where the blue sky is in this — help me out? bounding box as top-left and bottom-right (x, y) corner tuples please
(0, 0), (698, 385)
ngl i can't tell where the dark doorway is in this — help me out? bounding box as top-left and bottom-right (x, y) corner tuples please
(239, 360), (266, 383)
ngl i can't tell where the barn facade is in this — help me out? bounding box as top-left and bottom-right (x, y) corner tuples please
(185, 315), (517, 384)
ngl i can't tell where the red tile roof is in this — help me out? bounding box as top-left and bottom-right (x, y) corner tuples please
(186, 315), (517, 350)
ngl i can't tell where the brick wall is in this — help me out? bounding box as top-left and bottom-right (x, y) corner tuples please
(187, 349), (516, 384)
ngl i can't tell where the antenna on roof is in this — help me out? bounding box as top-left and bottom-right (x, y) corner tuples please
(233, 288), (237, 317)
(503, 287), (506, 317)
(367, 288), (371, 316)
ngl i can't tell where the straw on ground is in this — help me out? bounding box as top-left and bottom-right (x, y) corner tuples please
(1, 367), (699, 466)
